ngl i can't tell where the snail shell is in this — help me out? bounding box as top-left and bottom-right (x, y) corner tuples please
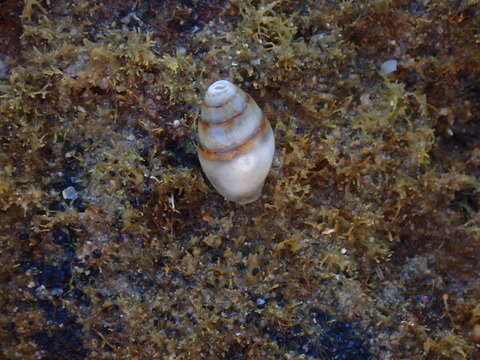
(197, 80), (275, 204)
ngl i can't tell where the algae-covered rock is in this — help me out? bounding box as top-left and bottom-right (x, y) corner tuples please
(0, 1), (479, 359)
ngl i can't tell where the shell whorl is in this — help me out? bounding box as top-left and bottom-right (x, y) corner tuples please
(197, 80), (275, 204)
(199, 80), (264, 155)
(201, 80), (248, 124)
(204, 80), (237, 107)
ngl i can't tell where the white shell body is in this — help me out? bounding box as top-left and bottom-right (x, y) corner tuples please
(197, 80), (275, 204)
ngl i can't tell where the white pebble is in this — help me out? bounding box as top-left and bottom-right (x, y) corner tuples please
(50, 288), (64, 296)
(256, 298), (266, 306)
(62, 186), (78, 200)
(381, 60), (397, 74)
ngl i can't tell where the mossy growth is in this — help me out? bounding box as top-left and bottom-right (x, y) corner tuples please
(0, 0), (479, 359)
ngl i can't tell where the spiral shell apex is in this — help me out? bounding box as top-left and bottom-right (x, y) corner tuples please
(197, 80), (275, 204)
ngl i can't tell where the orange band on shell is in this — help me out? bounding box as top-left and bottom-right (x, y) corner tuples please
(199, 95), (251, 128)
(198, 116), (270, 161)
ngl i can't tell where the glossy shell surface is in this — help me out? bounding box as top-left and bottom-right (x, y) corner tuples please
(197, 80), (275, 204)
